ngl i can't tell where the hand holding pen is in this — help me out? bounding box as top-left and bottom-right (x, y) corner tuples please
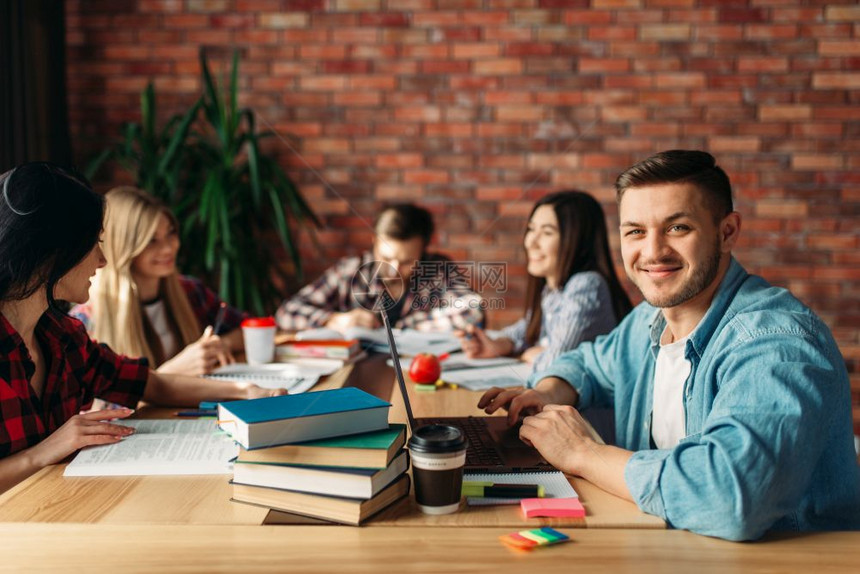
(455, 323), (515, 359)
(160, 302), (234, 376)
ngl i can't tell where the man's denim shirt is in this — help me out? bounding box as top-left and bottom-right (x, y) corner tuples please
(529, 258), (860, 541)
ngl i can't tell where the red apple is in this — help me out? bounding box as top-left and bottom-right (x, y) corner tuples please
(408, 353), (442, 384)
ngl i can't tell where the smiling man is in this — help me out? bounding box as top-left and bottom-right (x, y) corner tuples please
(478, 150), (860, 540)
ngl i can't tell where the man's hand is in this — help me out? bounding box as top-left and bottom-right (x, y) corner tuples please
(518, 405), (596, 475)
(325, 309), (380, 332)
(28, 408), (135, 467)
(477, 386), (550, 426)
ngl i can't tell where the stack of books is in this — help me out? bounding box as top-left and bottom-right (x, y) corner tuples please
(218, 388), (410, 525)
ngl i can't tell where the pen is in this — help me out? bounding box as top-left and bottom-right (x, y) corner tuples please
(212, 301), (228, 335)
(175, 409), (218, 417)
(462, 482), (545, 498)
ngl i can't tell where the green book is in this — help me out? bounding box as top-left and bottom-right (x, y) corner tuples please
(236, 424), (407, 469)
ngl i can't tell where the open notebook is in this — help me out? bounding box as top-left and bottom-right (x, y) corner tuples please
(206, 364), (320, 394)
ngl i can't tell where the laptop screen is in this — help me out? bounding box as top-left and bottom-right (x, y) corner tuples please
(378, 294), (418, 433)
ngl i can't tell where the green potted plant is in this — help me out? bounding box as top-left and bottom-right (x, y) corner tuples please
(87, 49), (319, 316)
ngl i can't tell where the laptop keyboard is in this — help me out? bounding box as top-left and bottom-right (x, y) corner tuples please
(418, 417), (505, 467)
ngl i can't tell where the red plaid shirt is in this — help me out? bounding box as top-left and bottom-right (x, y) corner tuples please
(0, 310), (148, 458)
(71, 275), (246, 336)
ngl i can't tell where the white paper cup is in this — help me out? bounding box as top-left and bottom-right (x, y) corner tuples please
(241, 317), (276, 365)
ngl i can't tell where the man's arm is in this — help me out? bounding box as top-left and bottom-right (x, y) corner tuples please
(624, 330), (847, 541)
(275, 259), (354, 330)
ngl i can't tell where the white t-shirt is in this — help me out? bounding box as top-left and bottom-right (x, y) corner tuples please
(143, 300), (179, 360)
(651, 327), (693, 449)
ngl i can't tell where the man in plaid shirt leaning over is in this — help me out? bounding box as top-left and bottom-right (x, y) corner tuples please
(277, 204), (483, 333)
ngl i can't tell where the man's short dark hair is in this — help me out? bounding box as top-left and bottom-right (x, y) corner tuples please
(615, 150), (734, 221)
(374, 203), (435, 246)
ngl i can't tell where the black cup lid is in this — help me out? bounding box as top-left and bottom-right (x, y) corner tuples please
(407, 424), (467, 453)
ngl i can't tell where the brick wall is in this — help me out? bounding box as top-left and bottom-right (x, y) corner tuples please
(65, 0), (859, 428)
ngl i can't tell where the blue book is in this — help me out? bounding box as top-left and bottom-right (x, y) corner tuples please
(217, 388), (390, 449)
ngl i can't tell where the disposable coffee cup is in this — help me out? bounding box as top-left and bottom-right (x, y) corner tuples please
(408, 424), (468, 515)
(241, 317), (276, 365)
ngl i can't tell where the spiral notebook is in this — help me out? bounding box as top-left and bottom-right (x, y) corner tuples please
(206, 365), (319, 394)
(464, 470), (578, 506)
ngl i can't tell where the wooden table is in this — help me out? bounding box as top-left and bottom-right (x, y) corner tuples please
(0, 355), (660, 528)
(1, 523), (858, 573)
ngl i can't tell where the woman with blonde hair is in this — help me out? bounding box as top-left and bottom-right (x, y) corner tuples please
(71, 187), (244, 376)
(0, 163), (284, 495)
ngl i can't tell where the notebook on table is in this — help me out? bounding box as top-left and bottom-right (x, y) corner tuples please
(379, 302), (552, 474)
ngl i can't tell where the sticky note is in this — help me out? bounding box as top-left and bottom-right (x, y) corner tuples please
(499, 527), (569, 550)
(521, 497), (586, 518)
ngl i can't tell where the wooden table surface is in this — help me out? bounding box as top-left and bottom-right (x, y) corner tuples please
(0, 356), (661, 528)
(1, 523), (858, 574)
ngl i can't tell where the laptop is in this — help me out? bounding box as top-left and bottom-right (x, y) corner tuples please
(379, 306), (552, 473)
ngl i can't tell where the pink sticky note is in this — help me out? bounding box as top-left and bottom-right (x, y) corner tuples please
(521, 497), (585, 518)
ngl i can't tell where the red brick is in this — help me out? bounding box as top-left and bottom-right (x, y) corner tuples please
(483, 26), (534, 42)
(640, 23), (691, 40)
(579, 58), (631, 74)
(759, 105), (812, 121)
(696, 24), (744, 41)
(792, 155), (845, 170)
(512, 10), (559, 25)
(283, 29), (329, 43)
(299, 76), (347, 91)
(462, 11), (510, 25)
(564, 9), (612, 25)
(708, 137), (761, 153)
(819, 41), (860, 56)
(334, 0), (380, 10)
(477, 123), (523, 137)
(588, 26), (637, 41)
(421, 60), (471, 74)
(300, 45), (347, 60)
(737, 57), (789, 73)
(403, 170), (451, 184)
(474, 59), (523, 75)
(394, 106), (442, 122)
(452, 43), (499, 60)
(323, 60), (371, 74)
(655, 72), (706, 89)
(825, 6), (860, 21)
(813, 73), (860, 90)
(234, 30), (280, 43)
(412, 12), (460, 27)
(375, 154), (424, 168)
(259, 13), (308, 28)
(334, 29), (379, 44)
(424, 123), (474, 137)
(402, 44), (449, 59)
(359, 13), (410, 27)
(349, 76), (397, 90)
(332, 91), (381, 106)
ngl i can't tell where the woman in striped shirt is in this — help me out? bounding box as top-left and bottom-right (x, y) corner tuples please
(460, 191), (632, 373)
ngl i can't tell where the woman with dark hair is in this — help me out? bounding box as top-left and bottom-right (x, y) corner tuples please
(460, 190), (632, 373)
(0, 163), (285, 494)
